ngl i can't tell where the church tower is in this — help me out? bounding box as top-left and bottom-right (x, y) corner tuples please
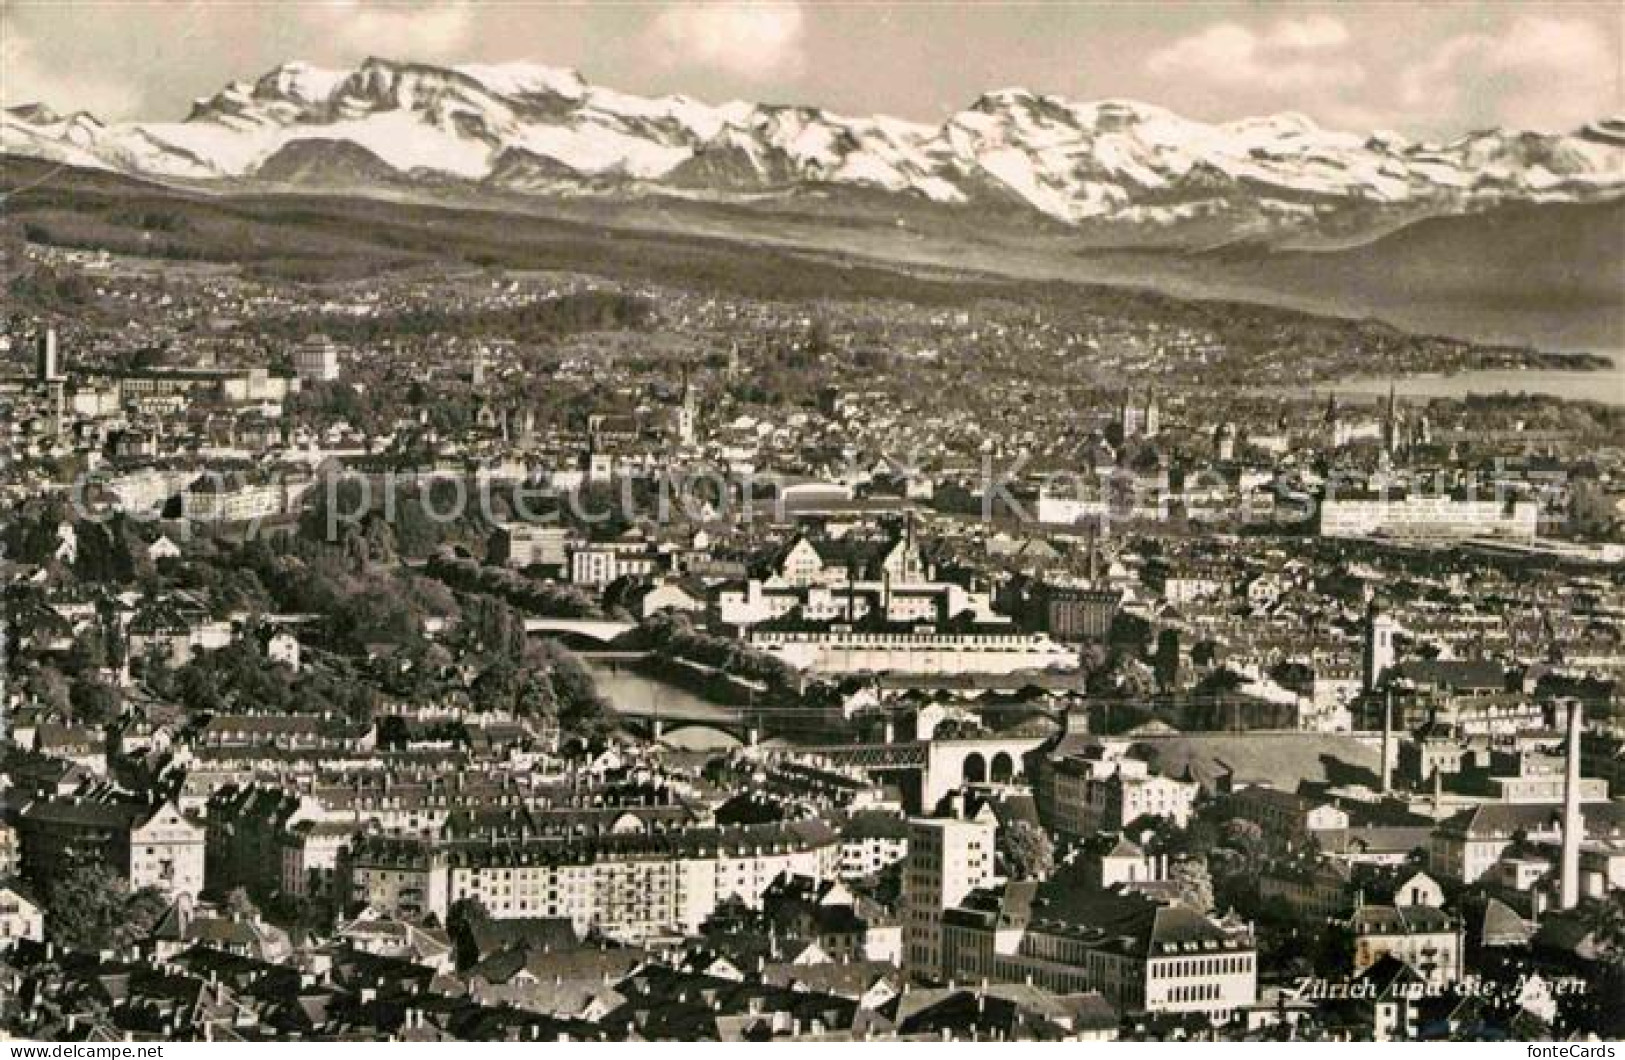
(1363, 601), (1398, 694)
(1382, 383), (1402, 457)
(1324, 391), (1345, 448)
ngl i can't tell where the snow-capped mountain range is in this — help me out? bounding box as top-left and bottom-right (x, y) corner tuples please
(6, 57), (1624, 232)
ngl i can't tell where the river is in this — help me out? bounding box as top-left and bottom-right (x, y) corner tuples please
(585, 659), (741, 725)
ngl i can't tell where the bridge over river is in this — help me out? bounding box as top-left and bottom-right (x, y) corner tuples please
(524, 617), (636, 644)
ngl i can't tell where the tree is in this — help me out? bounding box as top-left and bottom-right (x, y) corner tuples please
(1137, 815), (1188, 856)
(225, 887), (260, 920)
(69, 677), (121, 727)
(1221, 819), (1268, 868)
(45, 863), (167, 953)
(447, 896), (492, 970)
(999, 821), (1057, 882)
(26, 666), (72, 714)
(63, 626), (109, 675)
(1170, 856), (1215, 914)
(1570, 480), (1619, 539)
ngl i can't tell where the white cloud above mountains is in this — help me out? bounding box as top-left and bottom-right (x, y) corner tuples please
(1148, 12), (1619, 136)
(1147, 15), (1367, 95)
(315, 0), (478, 63)
(1, 3), (142, 117)
(1400, 16), (1618, 132)
(646, 2), (807, 83)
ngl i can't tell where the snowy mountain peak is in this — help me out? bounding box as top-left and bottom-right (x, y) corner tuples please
(258, 61), (348, 105)
(5, 56), (1623, 235)
(7, 103), (62, 125)
(455, 62), (588, 102)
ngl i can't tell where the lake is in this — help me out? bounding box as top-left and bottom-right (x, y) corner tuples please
(1332, 352), (1625, 407)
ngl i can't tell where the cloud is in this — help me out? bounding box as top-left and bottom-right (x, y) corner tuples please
(646, 2), (807, 82)
(1146, 15), (1366, 95)
(0, 5), (143, 117)
(1399, 16), (1617, 132)
(314, 0), (477, 63)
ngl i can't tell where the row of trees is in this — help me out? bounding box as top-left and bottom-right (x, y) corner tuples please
(301, 481), (500, 561)
(259, 289), (655, 346)
(427, 550), (604, 620)
(149, 637), (382, 724)
(639, 611), (799, 693)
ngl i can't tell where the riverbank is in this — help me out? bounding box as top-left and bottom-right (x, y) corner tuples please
(586, 654), (775, 714)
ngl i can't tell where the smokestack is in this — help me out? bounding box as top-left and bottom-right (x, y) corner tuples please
(37, 327), (60, 383)
(1380, 691), (1394, 795)
(1560, 700), (1584, 909)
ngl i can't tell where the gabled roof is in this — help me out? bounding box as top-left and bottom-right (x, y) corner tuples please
(1440, 802), (1625, 841)
(468, 917), (578, 962)
(1351, 953), (1427, 1001)
(1478, 898), (1535, 948)
(761, 960), (897, 1001)
(1390, 659), (1506, 692)
(0, 876), (42, 911)
(1348, 903), (1457, 936)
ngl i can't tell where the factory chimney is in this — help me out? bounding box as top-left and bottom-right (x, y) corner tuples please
(1560, 699), (1585, 909)
(36, 327), (60, 383)
(1380, 691), (1395, 795)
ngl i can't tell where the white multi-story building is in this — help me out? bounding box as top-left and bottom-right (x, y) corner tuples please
(749, 626), (1077, 677)
(0, 881), (43, 950)
(491, 524), (572, 569)
(901, 815), (995, 980)
(839, 813), (910, 880)
(1346, 903), (1464, 986)
(17, 798), (205, 899)
(943, 884), (1258, 1020)
(568, 546), (657, 587)
(347, 820), (840, 942)
(1320, 495), (1538, 540)
(1045, 750), (1198, 835)
(719, 578), (1000, 629)
(179, 474), (315, 524)
(294, 334), (341, 383)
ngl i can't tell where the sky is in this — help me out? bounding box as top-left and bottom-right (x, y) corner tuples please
(2, 1), (1621, 138)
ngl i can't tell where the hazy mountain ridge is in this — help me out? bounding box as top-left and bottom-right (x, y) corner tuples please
(6, 57), (1623, 239)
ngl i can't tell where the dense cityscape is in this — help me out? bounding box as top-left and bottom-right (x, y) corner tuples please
(0, 231), (1620, 1043)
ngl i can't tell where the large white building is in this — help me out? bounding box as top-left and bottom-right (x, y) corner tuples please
(0, 881), (43, 950)
(17, 798), (205, 899)
(1044, 747), (1199, 835)
(901, 814), (996, 980)
(1345, 903), (1464, 986)
(943, 884), (1258, 1020)
(719, 578), (1000, 629)
(491, 523), (572, 569)
(179, 473), (315, 524)
(294, 334), (342, 383)
(346, 820), (840, 942)
(1319, 494), (1538, 540)
(749, 625), (1078, 677)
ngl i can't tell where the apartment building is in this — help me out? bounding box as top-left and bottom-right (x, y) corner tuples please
(943, 884), (1258, 1021)
(345, 820), (839, 941)
(901, 815), (996, 981)
(18, 797), (204, 898)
